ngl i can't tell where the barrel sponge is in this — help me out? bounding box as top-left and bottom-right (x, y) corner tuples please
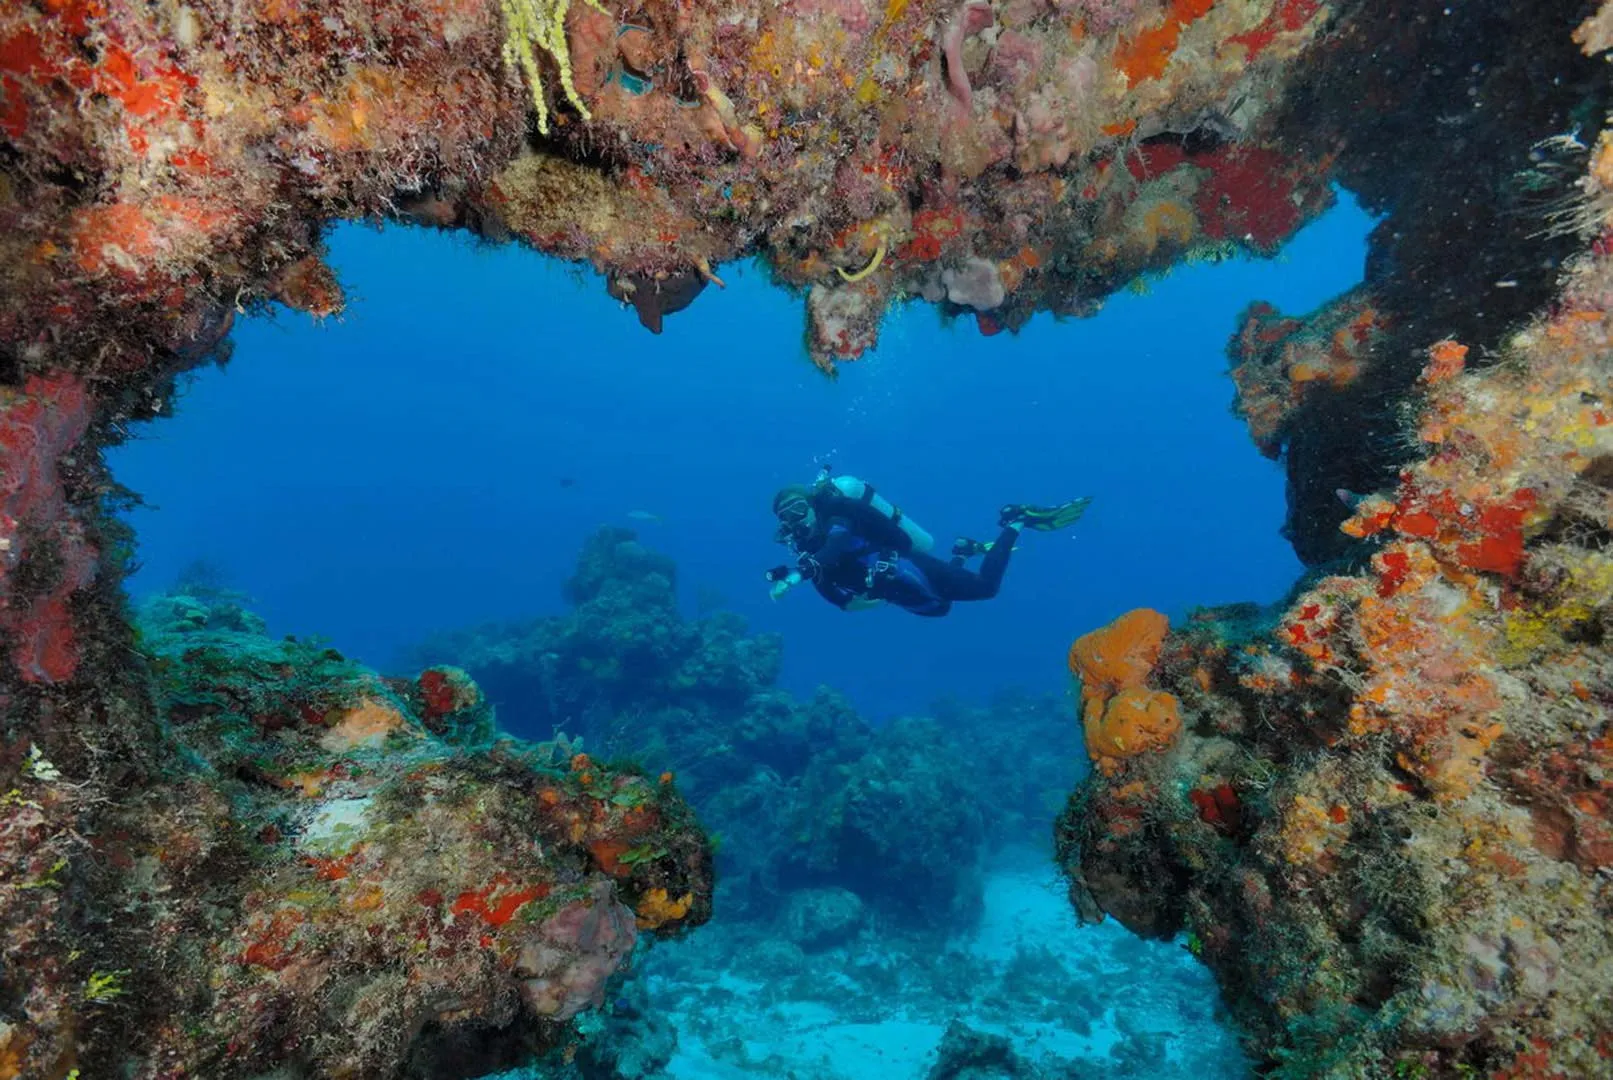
(1068, 608), (1171, 700)
(1084, 687), (1182, 760)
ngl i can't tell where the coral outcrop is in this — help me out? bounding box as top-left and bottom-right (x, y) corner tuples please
(1058, 111), (1613, 1080)
(1233, 1), (1610, 562)
(1, 0), (1344, 386)
(0, 588), (710, 1078)
(412, 526), (1079, 930)
(5, 0), (1613, 1073)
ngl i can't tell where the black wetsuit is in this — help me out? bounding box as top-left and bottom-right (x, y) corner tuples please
(793, 491), (1018, 617)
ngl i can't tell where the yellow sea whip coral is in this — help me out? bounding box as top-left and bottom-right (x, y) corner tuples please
(836, 240), (886, 283)
(501, 0), (607, 135)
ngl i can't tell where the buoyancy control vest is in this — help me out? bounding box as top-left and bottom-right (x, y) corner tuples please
(813, 471), (935, 554)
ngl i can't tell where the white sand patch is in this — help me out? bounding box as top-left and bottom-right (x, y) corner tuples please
(297, 796), (373, 855)
(645, 851), (1250, 1078)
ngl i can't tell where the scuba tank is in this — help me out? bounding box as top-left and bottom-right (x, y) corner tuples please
(812, 465), (935, 553)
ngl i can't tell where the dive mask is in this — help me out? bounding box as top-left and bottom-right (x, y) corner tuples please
(776, 496), (812, 529)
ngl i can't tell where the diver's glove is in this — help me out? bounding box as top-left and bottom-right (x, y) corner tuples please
(766, 566), (802, 601)
(951, 536), (991, 560)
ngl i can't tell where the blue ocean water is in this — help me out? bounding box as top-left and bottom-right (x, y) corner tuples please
(110, 193), (1373, 1078)
(112, 193), (1371, 721)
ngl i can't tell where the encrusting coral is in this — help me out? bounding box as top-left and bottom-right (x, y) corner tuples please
(4, 0), (1613, 1075)
(0, 589), (711, 1078)
(1056, 37), (1613, 1068)
(0, 0), (1343, 382)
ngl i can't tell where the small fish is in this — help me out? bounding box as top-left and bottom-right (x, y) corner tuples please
(627, 510), (662, 524)
(1335, 488), (1365, 509)
(558, 476), (576, 489)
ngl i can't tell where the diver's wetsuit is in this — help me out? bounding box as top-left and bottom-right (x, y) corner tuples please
(795, 494), (1018, 617)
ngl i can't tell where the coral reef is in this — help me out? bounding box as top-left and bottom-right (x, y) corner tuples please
(0, 0), (1345, 385)
(0, 374), (95, 684)
(0, 588), (710, 1078)
(1057, 107), (1613, 1080)
(412, 527), (1080, 931)
(1229, 290), (1386, 461)
(788, 716), (990, 924)
(1240, 1), (1611, 563)
(923, 1019), (1044, 1079)
(781, 886), (866, 952)
(4, 0), (1613, 1073)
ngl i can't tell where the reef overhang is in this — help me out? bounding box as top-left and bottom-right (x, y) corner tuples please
(3, 0), (1613, 1076)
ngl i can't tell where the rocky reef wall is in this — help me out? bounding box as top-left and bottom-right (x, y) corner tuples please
(1, 0), (1350, 387)
(4, 0), (1613, 1075)
(1059, 11), (1613, 1076)
(2, 583), (712, 1077)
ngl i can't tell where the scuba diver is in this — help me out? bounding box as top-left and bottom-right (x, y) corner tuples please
(765, 468), (1091, 617)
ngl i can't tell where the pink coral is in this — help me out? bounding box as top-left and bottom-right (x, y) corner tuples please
(942, 1), (995, 110)
(789, 0), (875, 33)
(985, 30), (1045, 93)
(515, 882), (639, 1020)
(1013, 51), (1097, 170)
(1055, 0), (1142, 36)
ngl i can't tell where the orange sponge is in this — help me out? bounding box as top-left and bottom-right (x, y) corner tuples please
(1069, 609), (1180, 771)
(1069, 608), (1171, 703)
(1085, 687), (1182, 760)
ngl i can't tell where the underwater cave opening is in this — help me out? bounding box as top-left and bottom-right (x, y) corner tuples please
(102, 190), (1375, 1080)
(109, 190), (1375, 725)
